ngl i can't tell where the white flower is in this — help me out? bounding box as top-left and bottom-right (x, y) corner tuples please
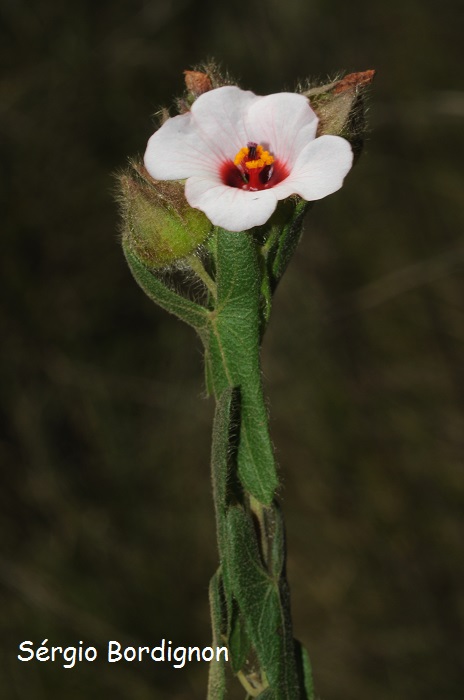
(144, 86), (353, 232)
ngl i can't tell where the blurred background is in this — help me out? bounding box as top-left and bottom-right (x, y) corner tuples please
(1, 0), (463, 698)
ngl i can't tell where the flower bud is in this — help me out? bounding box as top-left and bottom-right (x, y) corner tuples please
(183, 70), (213, 98)
(303, 70), (375, 160)
(177, 62), (233, 113)
(118, 160), (212, 268)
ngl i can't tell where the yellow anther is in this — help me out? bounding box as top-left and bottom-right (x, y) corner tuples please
(245, 158), (265, 170)
(233, 147), (249, 166)
(233, 144), (274, 169)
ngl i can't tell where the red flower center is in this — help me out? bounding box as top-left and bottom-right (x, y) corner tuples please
(220, 142), (289, 191)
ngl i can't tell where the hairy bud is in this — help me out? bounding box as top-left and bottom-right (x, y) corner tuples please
(303, 70), (375, 160)
(117, 160), (212, 268)
(177, 62), (234, 113)
(183, 70), (213, 98)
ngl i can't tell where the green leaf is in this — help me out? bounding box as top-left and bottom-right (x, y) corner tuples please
(123, 242), (209, 332)
(205, 230), (278, 504)
(268, 503), (286, 580)
(211, 386), (242, 631)
(207, 570), (227, 700)
(227, 506), (300, 698)
(269, 200), (311, 289)
(211, 387), (236, 560)
(295, 641), (315, 700)
(228, 604), (252, 674)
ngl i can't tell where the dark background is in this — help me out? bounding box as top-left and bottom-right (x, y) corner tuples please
(1, 1), (463, 698)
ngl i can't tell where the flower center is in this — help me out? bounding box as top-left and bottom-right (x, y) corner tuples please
(220, 141), (289, 191)
(234, 142), (275, 171)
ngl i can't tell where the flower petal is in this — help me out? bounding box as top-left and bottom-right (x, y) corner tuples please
(144, 87), (352, 230)
(245, 93), (318, 168)
(144, 86), (260, 181)
(272, 135), (353, 201)
(144, 111), (216, 180)
(185, 176), (278, 232)
(189, 85), (260, 159)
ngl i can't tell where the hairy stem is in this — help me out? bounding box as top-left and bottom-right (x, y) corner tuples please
(206, 229), (306, 699)
(185, 253), (218, 299)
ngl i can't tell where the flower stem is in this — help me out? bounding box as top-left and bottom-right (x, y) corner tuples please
(205, 228), (308, 699)
(205, 230), (278, 503)
(185, 253), (217, 299)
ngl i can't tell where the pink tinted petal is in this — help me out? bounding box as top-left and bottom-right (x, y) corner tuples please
(144, 86), (260, 181)
(273, 135), (353, 201)
(144, 112), (219, 180)
(189, 86), (260, 160)
(245, 93), (318, 168)
(185, 176), (278, 232)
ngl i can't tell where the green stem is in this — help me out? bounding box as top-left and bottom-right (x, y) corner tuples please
(186, 253), (218, 300)
(206, 229), (305, 699)
(205, 229), (278, 504)
(122, 203), (315, 700)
